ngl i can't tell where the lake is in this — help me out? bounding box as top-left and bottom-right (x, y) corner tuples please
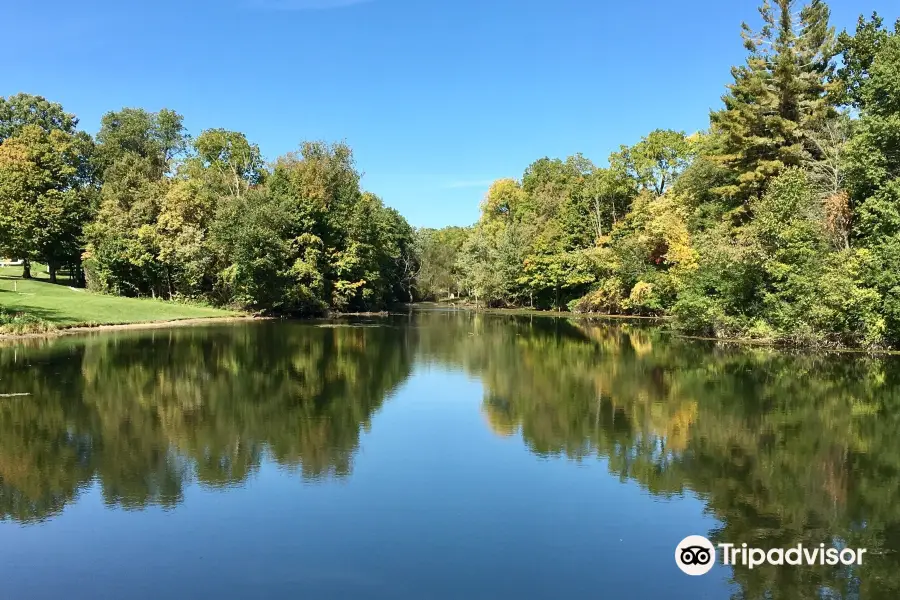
(1, 309), (898, 599)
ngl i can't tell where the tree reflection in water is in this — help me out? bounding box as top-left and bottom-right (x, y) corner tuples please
(2, 313), (899, 599)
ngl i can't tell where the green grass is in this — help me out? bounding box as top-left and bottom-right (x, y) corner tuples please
(0, 263), (239, 330)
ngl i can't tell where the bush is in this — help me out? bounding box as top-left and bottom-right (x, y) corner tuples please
(81, 255), (103, 292)
(570, 277), (626, 314)
(622, 281), (662, 315)
(671, 291), (725, 337)
(0, 310), (57, 335)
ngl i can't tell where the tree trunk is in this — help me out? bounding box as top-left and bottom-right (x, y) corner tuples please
(593, 198), (603, 240)
(73, 264), (85, 287)
(48, 261), (57, 284)
(22, 259), (31, 279)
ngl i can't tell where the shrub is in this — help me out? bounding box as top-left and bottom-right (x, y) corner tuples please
(0, 310), (57, 335)
(570, 277), (626, 314)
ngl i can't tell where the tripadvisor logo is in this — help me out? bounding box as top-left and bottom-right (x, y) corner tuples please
(676, 535), (717, 576)
(675, 535), (868, 576)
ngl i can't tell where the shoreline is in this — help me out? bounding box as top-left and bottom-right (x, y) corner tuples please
(406, 303), (900, 355)
(0, 315), (263, 341)
(1, 306), (895, 355)
(406, 302), (668, 321)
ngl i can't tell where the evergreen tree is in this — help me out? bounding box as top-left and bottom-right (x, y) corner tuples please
(711, 0), (836, 204)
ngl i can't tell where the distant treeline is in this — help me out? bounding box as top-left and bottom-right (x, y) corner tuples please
(0, 101), (416, 314)
(414, 2), (900, 349)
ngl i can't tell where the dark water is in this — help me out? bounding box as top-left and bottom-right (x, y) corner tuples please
(1, 311), (899, 599)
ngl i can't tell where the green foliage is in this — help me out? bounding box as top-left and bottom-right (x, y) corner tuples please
(0, 123), (94, 281)
(841, 25), (900, 343)
(415, 226), (468, 300)
(710, 0), (836, 203)
(0, 309), (56, 334)
(0, 91), (417, 315)
(60, 109), (417, 314)
(94, 107), (187, 178)
(834, 13), (897, 109)
(0, 93), (77, 142)
(674, 170), (883, 346)
(610, 129), (694, 196)
(450, 132), (693, 314)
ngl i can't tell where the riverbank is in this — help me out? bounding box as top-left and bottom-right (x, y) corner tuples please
(0, 268), (243, 337)
(409, 301), (668, 321)
(407, 302), (899, 353)
(0, 316), (261, 340)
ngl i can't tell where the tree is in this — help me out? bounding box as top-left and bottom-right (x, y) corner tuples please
(582, 167), (635, 241)
(0, 94), (92, 279)
(415, 226), (469, 300)
(0, 125), (93, 282)
(834, 13), (897, 109)
(711, 0), (836, 203)
(95, 108), (188, 178)
(611, 129), (694, 197)
(191, 128), (265, 198)
(805, 116), (853, 249)
(86, 108), (190, 296)
(844, 29), (900, 342)
(457, 226), (502, 307)
(480, 178), (531, 222)
(0, 93), (77, 142)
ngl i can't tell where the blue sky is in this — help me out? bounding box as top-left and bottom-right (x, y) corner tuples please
(3, 0), (895, 228)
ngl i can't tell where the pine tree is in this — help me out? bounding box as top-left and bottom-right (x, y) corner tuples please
(711, 0), (836, 204)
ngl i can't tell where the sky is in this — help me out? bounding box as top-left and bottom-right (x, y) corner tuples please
(3, 0), (896, 228)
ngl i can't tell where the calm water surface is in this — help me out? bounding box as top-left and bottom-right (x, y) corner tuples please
(1, 311), (898, 599)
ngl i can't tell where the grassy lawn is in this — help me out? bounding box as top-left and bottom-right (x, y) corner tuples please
(0, 263), (239, 329)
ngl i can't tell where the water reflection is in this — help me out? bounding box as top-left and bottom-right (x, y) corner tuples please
(2, 312), (900, 598)
(0, 322), (413, 522)
(418, 311), (900, 599)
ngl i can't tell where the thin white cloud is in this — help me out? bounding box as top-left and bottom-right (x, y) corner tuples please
(443, 179), (496, 189)
(250, 0), (373, 10)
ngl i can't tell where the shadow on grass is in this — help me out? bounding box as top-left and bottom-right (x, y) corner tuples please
(0, 273), (78, 290)
(0, 284), (69, 325)
(0, 302), (67, 323)
(0, 275), (76, 287)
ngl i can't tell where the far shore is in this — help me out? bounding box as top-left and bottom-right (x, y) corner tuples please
(3, 301), (893, 355)
(405, 301), (669, 321)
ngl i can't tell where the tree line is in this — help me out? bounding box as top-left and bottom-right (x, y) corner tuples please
(0, 99), (417, 314)
(415, 2), (900, 349)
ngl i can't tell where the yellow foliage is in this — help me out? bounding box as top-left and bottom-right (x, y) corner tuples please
(481, 403), (518, 437)
(630, 191), (698, 279)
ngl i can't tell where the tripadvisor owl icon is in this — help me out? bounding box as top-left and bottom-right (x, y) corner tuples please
(676, 535), (716, 576)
